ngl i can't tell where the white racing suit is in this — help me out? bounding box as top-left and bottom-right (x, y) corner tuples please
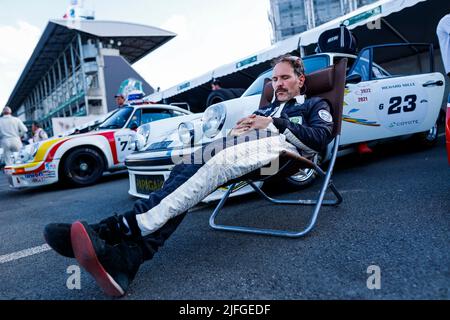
(1, 137), (22, 166)
(123, 97), (334, 261)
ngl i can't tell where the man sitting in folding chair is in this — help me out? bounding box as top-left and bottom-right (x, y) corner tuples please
(44, 54), (342, 297)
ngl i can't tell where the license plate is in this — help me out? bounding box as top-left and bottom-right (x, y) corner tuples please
(135, 174), (165, 195)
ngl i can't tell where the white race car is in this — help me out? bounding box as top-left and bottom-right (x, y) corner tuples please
(125, 43), (445, 201)
(4, 104), (192, 188)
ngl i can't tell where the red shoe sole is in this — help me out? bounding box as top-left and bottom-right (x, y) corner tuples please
(71, 221), (125, 297)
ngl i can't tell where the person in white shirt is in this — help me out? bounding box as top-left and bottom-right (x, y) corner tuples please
(31, 122), (48, 143)
(437, 14), (450, 78)
(437, 13), (450, 133)
(0, 106), (28, 165)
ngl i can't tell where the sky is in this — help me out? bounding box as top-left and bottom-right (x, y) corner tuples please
(0, 0), (272, 111)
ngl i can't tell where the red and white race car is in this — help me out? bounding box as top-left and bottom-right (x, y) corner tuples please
(4, 104), (192, 188)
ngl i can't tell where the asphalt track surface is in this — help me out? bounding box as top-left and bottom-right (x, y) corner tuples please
(0, 135), (449, 300)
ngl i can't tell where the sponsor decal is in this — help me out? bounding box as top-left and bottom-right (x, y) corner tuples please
(289, 116), (303, 125)
(25, 172), (43, 179)
(355, 88), (371, 96)
(381, 82), (416, 90)
(45, 163), (57, 171)
(178, 82), (190, 91)
(31, 177), (47, 183)
(327, 36), (339, 43)
(389, 120), (419, 128)
(343, 5), (382, 26)
(343, 116), (380, 126)
(218, 181), (248, 192)
(358, 97), (369, 103)
(318, 110), (333, 123)
(24, 171), (56, 180)
(43, 170), (56, 178)
(377, 93), (426, 133)
(236, 55), (257, 69)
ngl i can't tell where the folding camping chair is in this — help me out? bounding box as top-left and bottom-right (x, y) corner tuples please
(209, 58), (347, 238)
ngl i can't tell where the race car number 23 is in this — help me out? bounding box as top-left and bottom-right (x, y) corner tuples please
(379, 95), (417, 115)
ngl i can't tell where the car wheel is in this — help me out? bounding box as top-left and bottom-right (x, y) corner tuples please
(206, 88), (244, 107)
(62, 148), (105, 187)
(415, 121), (438, 147)
(285, 153), (322, 189)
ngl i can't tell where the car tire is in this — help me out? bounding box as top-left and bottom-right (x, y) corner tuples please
(62, 148), (105, 187)
(206, 88), (245, 107)
(415, 121), (438, 148)
(285, 153), (322, 189)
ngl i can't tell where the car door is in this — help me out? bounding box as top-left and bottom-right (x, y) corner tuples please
(116, 107), (185, 163)
(114, 109), (141, 163)
(341, 46), (445, 145)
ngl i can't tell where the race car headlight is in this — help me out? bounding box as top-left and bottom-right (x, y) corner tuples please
(178, 122), (194, 145)
(136, 124), (151, 145)
(16, 143), (39, 164)
(131, 134), (146, 151)
(202, 103), (226, 139)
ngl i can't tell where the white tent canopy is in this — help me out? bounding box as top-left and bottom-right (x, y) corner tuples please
(147, 0), (443, 110)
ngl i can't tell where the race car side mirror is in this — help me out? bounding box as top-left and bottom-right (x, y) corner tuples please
(346, 73), (362, 84)
(129, 122), (139, 131)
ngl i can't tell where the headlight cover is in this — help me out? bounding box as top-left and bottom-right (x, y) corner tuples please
(202, 103), (226, 139)
(178, 122), (194, 145)
(16, 143), (39, 164)
(131, 134), (146, 151)
(136, 124), (151, 145)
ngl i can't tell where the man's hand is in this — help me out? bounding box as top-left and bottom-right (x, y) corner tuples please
(235, 114), (273, 130)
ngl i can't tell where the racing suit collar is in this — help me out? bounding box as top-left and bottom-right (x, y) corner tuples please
(281, 95), (305, 107)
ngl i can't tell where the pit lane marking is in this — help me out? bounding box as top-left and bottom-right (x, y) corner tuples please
(0, 244), (51, 264)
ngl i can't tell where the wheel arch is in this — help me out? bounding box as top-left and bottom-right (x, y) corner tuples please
(58, 144), (108, 179)
(53, 135), (116, 169)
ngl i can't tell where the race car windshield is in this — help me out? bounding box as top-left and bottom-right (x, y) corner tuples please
(98, 107), (134, 129)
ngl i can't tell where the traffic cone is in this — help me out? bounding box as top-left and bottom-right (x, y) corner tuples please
(357, 142), (373, 154)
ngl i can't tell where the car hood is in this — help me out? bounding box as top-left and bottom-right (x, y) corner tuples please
(130, 94), (261, 158)
(139, 113), (203, 150)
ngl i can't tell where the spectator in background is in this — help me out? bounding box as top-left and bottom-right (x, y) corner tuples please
(437, 14), (450, 78)
(211, 79), (222, 91)
(31, 122), (48, 143)
(115, 93), (126, 108)
(0, 106), (28, 165)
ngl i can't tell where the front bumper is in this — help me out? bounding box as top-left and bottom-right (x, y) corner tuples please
(4, 160), (59, 188)
(128, 169), (172, 199)
(125, 147), (263, 201)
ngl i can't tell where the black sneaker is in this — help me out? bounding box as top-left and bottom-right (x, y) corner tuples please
(44, 223), (74, 258)
(44, 215), (131, 258)
(71, 220), (143, 297)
